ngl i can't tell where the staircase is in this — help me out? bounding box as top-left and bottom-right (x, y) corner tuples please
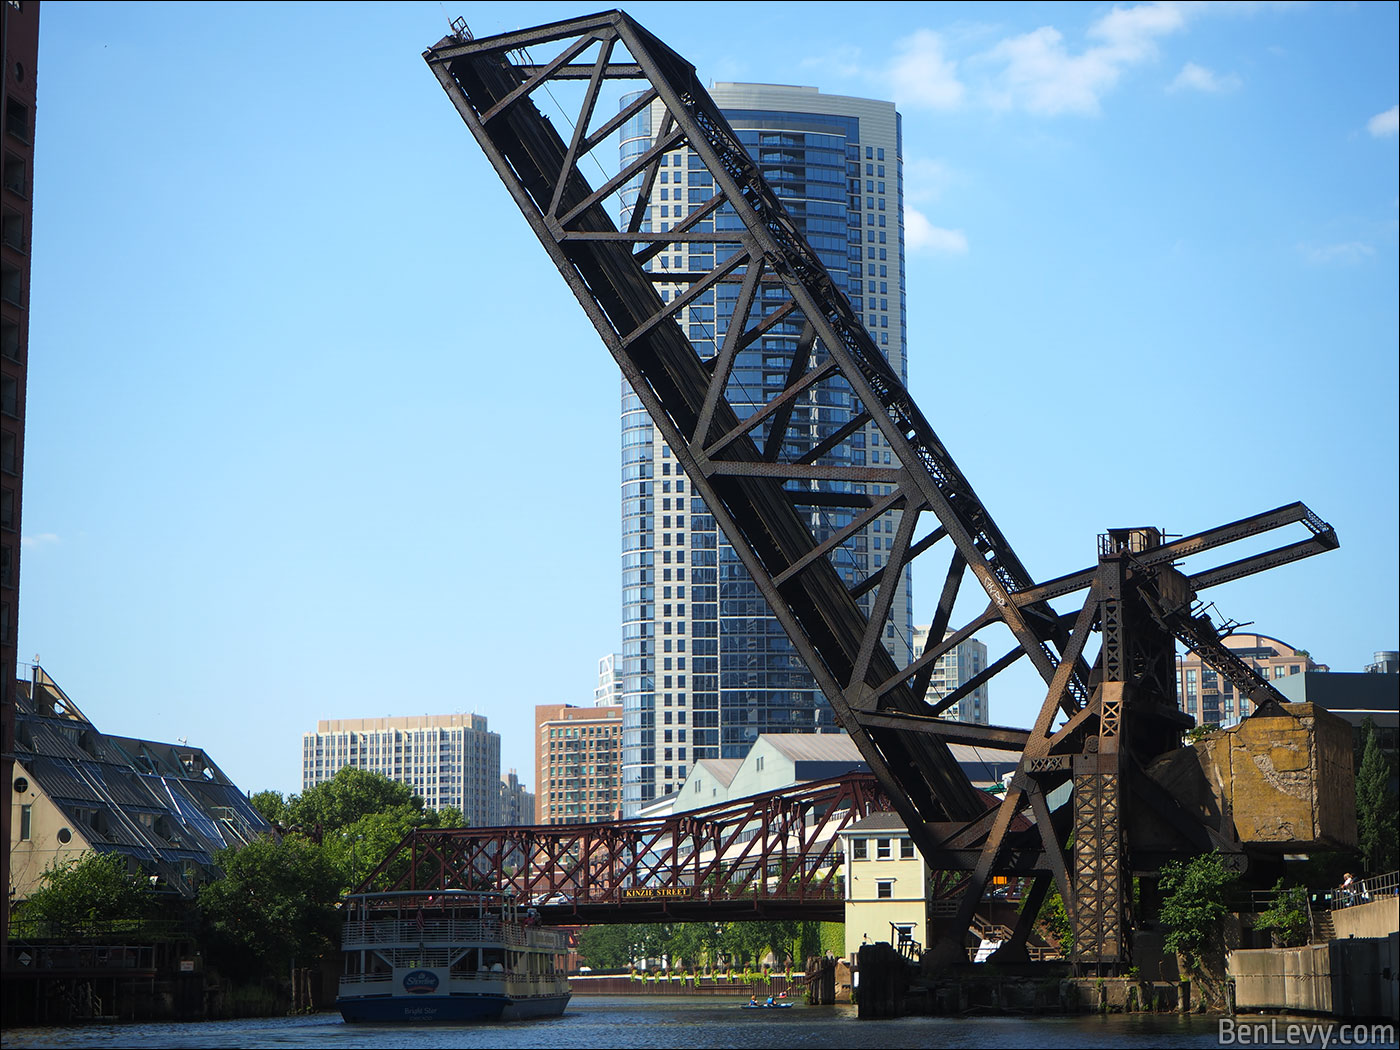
(1310, 907), (1335, 943)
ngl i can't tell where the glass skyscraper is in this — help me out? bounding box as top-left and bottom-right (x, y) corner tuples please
(618, 84), (911, 814)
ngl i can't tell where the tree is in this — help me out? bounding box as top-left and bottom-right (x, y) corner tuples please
(324, 805), (430, 891)
(249, 789), (288, 826)
(1356, 718), (1398, 874)
(1253, 879), (1310, 947)
(285, 768), (424, 835)
(1158, 851), (1239, 971)
(666, 922), (711, 969)
(577, 924), (638, 969)
(577, 923), (673, 969)
(14, 852), (158, 934)
(197, 836), (343, 980)
(432, 805), (466, 830)
(728, 921), (778, 967)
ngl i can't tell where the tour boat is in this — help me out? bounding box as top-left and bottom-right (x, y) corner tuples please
(337, 889), (570, 1023)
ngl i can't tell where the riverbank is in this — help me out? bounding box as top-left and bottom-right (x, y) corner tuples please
(569, 973), (802, 997)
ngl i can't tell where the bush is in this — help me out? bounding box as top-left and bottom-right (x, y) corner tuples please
(1158, 851), (1239, 970)
(1254, 880), (1310, 947)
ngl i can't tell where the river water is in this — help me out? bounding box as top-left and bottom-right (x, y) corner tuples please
(3, 997), (1395, 1048)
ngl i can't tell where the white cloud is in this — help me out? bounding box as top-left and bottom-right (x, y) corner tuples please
(906, 209), (968, 255)
(1300, 241), (1375, 264)
(799, 45), (865, 80)
(902, 157), (958, 203)
(1169, 61), (1241, 93)
(21, 532), (59, 549)
(1367, 105), (1399, 138)
(890, 29), (965, 110)
(981, 1), (1192, 115)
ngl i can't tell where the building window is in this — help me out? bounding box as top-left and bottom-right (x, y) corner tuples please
(876, 838), (891, 860)
(5, 99), (28, 143)
(852, 838), (867, 860)
(876, 880), (894, 899)
(900, 839), (914, 860)
(19, 803), (31, 840)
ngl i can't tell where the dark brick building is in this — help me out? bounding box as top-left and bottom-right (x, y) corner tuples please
(1, 0), (39, 950)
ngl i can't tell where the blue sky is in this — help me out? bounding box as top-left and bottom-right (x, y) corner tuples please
(20, 2), (1398, 798)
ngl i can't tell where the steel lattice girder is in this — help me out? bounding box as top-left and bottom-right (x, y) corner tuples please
(353, 773), (892, 923)
(423, 10), (1339, 960)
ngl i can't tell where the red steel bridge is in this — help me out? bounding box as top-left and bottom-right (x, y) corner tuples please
(414, 11), (1343, 972)
(358, 774), (900, 924)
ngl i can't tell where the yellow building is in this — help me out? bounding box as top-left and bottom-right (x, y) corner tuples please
(839, 811), (929, 960)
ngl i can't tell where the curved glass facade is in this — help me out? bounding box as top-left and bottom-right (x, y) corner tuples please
(619, 85), (911, 814)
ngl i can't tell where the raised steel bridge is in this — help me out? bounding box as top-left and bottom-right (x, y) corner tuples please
(410, 10), (1342, 973)
(357, 773), (896, 924)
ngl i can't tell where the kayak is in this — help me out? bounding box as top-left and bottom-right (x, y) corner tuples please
(742, 1002), (795, 1009)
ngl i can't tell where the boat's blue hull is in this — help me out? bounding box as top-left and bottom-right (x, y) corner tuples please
(338, 992), (571, 1024)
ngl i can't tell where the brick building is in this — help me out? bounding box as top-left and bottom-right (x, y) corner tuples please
(534, 703), (623, 824)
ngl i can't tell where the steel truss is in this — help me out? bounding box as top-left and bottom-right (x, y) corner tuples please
(356, 773), (892, 923)
(424, 11), (1339, 969)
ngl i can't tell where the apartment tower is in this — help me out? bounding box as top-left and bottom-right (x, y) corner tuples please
(535, 702), (623, 824)
(302, 713), (501, 826)
(618, 84), (910, 813)
(911, 625), (990, 726)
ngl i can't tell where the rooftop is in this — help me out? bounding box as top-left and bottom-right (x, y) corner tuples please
(13, 668), (272, 898)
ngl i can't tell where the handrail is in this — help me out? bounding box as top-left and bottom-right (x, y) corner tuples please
(1331, 870), (1398, 911)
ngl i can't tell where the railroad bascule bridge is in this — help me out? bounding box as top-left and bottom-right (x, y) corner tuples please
(363, 11), (1357, 974)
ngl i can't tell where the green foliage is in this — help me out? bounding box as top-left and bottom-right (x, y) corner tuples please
(1185, 724), (1217, 743)
(1356, 718), (1398, 874)
(197, 836), (343, 980)
(1253, 879), (1310, 947)
(14, 852), (159, 932)
(285, 767), (424, 834)
(665, 922), (712, 968)
(1031, 884), (1073, 954)
(434, 805), (466, 830)
(576, 919), (832, 971)
(1158, 851), (1239, 968)
(278, 769), (470, 892)
(323, 807), (425, 891)
(578, 924), (641, 969)
(577, 923), (673, 969)
(248, 790), (288, 826)
(819, 921), (845, 958)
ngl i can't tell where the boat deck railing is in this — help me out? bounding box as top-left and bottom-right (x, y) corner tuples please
(342, 918), (566, 951)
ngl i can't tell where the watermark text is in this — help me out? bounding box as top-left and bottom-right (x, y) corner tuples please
(1219, 1019), (1397, 1048)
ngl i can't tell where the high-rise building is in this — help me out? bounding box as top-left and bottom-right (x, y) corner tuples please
(593, 653), (623, 707)
(302, 714), (501, 826)
(618, 83), (910, 813)
(1, 0), (39, 948)
(911, 625), (990, 725)
(1175, 632), (1326, 727)
(535, 703), (623, 824)
(498, 769), (535, 826)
